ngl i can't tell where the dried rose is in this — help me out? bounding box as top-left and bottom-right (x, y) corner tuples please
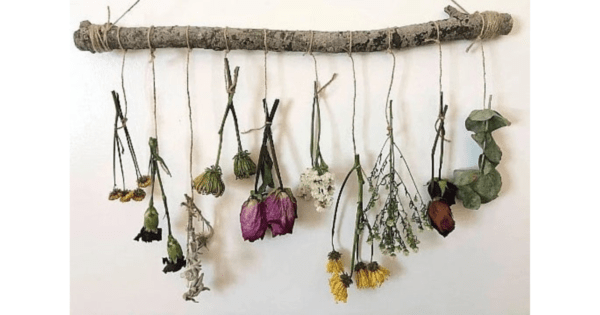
(240, 195), (268, 242)
(427, 200), (455, 237)
(264, 188), (297, 237)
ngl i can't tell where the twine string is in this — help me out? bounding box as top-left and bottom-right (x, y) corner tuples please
(263, 29), (268, 101)
(348, 32), (357, 156)
(185, 25), (194, 201)
(88, 1), (143, 53)
(384, 28), (396, 130)
(224, 27), (230, 56)
(148, 26), (158, 139)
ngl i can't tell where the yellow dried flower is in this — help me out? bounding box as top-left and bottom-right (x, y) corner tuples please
(137, 175), (151, 188)
(367, 261), (390, 288)
(329, 272), (352, 303)
(326, 250), (344, 274)
(108, 188), (123, 201)
(132, 188), (146, 201)
(353, 262), (371, 289)
(120, 190), (134, 202)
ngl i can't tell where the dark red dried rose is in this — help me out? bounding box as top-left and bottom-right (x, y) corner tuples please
(427, 200), (455, 237)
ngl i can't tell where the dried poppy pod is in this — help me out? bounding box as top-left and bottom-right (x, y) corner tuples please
(137, 175), (151, 188)
(120, 190), (134, 202)
(108, 188), (123, 201)
(132, 188), (146, 201)
(427, 200), (455, 237)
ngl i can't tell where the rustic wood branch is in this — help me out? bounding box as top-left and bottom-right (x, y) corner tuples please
(73, 6), (512, 54)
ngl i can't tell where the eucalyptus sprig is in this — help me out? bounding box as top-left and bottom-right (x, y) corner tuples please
(364, 101), (427, 256)
(454, 96), (511, 209)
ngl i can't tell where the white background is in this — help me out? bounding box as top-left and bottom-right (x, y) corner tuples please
(69, 0), (529, 314)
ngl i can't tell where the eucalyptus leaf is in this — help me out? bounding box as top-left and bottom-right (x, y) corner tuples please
(487, 113), (511, 132)
(472, 168), (502, 203)
(478, 154), (498, 175)
(468, 109), (496, 121)
(456, 185), (481, 210)
(472, 132), (486, 148)
(453, 169), (480, 186)
(483, 134), (502, 164)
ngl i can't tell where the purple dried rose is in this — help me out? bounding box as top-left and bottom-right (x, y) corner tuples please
(264, 188), (298, 237)
(240, 195), (268, 242)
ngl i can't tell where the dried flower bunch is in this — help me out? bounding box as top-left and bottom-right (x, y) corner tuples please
(364, 101), (429, 256)
(180, 195), (212, 302)
(453, 96), (510, 209)
(108, 91), (148, 203)
(240, 99), (298, 242)
(134, 137), (186, 273)
(298, 81), (335, 212)
(194, 58), (256, 198)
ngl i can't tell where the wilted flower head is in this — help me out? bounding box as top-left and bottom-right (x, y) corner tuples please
(137, 175), (151, 188)
(367, 261), (390, 288)
(264, 188), (298, 237)
(329, 272), (352, 303)
(326, 250), (344, 274)
(132, 188), (146, 201)
(108, 188), (123, 201)
(233, 150), (256, 179)
(163, 234), (186, 273)
(240, 195), (268, 242)
(120, 189), (134, 202)
(193, 165), (225, 197)
(354, 262), (370, 289)
(134, 205), (162, 242)
(298, 168), (335, 212)
(427, 200), (455, 237)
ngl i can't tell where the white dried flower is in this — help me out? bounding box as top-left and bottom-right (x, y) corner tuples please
(297, 168), (335, 212)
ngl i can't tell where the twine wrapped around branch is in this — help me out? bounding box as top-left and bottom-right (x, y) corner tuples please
(74, 6), (512, 54)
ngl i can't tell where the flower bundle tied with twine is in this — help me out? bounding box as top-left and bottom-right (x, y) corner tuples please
(193, 58), (256, 198)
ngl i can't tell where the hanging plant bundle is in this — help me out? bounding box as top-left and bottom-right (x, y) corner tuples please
(298, 81), (335, 212)
(108, 91), (148, 202)
(134, 137), (186, 273)
(365, 101), (429, 257)
(426, 92), (458, 237)
(326, 52), (391, 304)
(240, 99), (298, 242)
(454, 98), (510, 209)
(194, 58), (256, 198)
(181, 195), (212, 301)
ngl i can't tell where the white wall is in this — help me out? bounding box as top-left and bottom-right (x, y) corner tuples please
(70, 0), (529, 314)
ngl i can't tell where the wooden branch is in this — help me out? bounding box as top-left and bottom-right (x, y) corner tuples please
(73, 6), (512, 54)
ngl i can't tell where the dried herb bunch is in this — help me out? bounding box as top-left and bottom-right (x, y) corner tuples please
(194, 58), (256, 197)
(454, 95), (510, 209)
(365, 101), (428, 257)
(134, 138), (186, 273)
(298, 81), (335, 212)
(108, 91), (148, 202)
(240, 100), (298, 242)
(181, 195), (212, 302)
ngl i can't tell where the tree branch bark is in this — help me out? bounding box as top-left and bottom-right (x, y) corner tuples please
(73, 6), (512, 54)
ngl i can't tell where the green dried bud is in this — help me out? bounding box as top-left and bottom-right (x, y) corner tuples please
(233, 150), (256, 179)
(144, 205), (159, 233)
(167, 234), (184, 263)
(193, 165), (225, 197)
